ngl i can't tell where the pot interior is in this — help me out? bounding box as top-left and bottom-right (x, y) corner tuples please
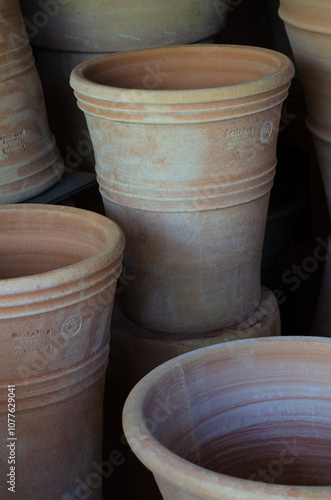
(143, 340), (331, 487)
(0, 209), (107, 279)
(83, 46), (284, 91)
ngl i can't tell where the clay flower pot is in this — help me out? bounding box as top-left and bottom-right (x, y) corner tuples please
(70, 45), (294, 333)
(110, 286), (280, 386)
(279, 1), (331, 216)
(123, 336), (331, 499)
(278, 1), (331, 335)
(0, 204), (124, 499)
(19, 0), (228, 53)
(0, 0), (64, 203)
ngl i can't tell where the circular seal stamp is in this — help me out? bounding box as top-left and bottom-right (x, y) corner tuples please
(61, 313), (83, 339)
(260, 121), (273, 143)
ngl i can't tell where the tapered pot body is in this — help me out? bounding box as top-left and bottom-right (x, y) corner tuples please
(19, 0), (228, 52)
(123, 336), (331, 499)
(0, 204), (124, 499)
(71, 45), (294, 333)
(0, 0), (64, 203)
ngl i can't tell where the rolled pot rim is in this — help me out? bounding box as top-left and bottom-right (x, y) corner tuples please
(122, 336), (331, 499)
(70, 44), (294, 105)
(0, 204), (125, 294)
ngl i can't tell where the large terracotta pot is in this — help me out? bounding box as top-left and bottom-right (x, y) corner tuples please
(19, 0), (227, 53)
(0, 204), (124, 499)
(278, 1), (331, 335)
(123, 336), (331, 499)
(279, 0), (331, 216)
(71, 45), (294, 333)
(0, 0), (64, 203)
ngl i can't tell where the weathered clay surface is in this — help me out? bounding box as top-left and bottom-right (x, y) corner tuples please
(123, 336), (331, 499)
(71, 45), (294, 333)
(0, 0), (64, 203)
(111, 286), (280, 386)
(19, 0), (228, 52)
(0, 204), (124, 499)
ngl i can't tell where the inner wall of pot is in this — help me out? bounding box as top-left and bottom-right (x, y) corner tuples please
(0, 215), (107, 279)
(147, 355), (331, 487)
(83, 46), (282, 90)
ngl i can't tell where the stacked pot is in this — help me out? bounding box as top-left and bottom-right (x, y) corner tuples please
(70, 44), (294, 498)
(19, 0), (230, 172)
(278, 1), (331, 336)
(0, 0), (63, 203)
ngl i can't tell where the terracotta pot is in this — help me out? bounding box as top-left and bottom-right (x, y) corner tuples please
(0, 204), (124, 499)
(123, 336), (331, 499)
(70, 45), (294, 333)
(279, 1), (331, 215)
(278, 1), (331, 334)
(0, 0), (64, 203)
(110, 286), (280, 386)
(19, 0), (228, 53)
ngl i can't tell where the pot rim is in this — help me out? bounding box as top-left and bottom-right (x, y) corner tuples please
(123, 336), (331, 499)
(70, 44), (294, 105)
(0, 204), (125, 294)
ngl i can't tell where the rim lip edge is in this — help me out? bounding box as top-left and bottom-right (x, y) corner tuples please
(0, 204), (125, 295)
(70, 45), (295, 105)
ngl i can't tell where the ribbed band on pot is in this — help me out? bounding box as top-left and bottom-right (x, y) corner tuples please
(0, 342), (109, 412)
(97, 167), (276, 212)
